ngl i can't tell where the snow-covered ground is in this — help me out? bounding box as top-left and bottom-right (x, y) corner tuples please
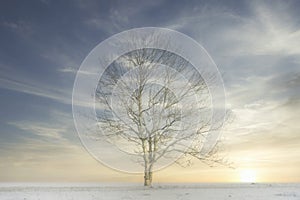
(0, 183), (299, 200)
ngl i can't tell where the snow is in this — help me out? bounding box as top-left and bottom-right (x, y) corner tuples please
(0, 183), (299, 200)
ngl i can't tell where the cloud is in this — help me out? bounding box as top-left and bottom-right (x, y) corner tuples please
(267, 72), (300, 97)
(163, 1), (300, 57)
(0, 62), (74, 105)
(0, 0), (300, 181)
(0, 63), (108, 109)
(2, 20), (34, 36)
(0, 78), (71, 104)
(221, 68), (300, 167)
(222, 3), (300, 56)
(0, 76), (71, 104)
(81, 0), (165, 34)
(8, 121), (67, 140)
(58, 66), (98, 75)
(3, 108), (81, 160)
(170, 2), (300, 164)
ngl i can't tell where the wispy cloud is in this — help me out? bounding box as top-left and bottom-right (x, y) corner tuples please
(1, 20), (34, 36)
(8, 121), (68, 140)
(0, 76), (72, 104)
(58, 66), (98, 75)
(0, 66), (108, 109)
(1, 0), (300, 182)
(221, 2), (300, 56)
(164, 1), (300, 57)
(0, 61), (74, 105)
(4, 108), (81, 157)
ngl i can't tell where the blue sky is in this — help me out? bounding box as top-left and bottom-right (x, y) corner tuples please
(0, 0), (300, 182)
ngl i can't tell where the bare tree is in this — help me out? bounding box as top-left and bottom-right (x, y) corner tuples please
(95, 47), (224, 187)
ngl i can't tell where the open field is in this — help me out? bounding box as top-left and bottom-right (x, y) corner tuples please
(0, 183), (299, 200)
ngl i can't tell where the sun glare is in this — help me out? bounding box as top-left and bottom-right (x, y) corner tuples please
(240, 169), (256, 183)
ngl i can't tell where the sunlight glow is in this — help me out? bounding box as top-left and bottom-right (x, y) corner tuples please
(240, 169), (256, 183)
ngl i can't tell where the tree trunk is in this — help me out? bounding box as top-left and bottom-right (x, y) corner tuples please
(144, 171), (153, 186)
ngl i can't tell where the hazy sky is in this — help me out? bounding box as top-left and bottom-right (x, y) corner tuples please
(0, 0), (300, 183)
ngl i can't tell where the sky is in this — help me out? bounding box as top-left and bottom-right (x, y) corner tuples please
(0, 0), (300, 183)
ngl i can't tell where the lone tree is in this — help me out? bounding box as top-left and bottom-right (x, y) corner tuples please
(95, 47), (224, 186)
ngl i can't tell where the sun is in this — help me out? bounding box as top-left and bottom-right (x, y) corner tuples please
(240, 169), (256, 183)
